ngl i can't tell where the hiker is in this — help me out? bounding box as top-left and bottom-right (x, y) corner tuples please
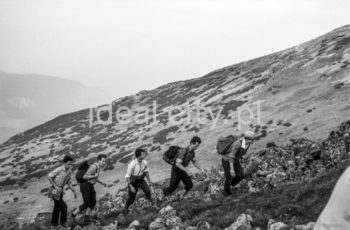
(76, 154), (107, 222)
(162, 136), (206, 198)
(124, 148), (154, 212)
(71, 160), (91, 218)
(221, 131), (255, 195)
(47, 155), (77, 229)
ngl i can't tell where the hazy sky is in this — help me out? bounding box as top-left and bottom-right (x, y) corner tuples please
(0, 0), (349, 99)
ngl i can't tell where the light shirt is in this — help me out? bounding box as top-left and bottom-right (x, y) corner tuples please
(125, 159), (149, 178)
(222, 138), (249, 162)
(84, 163), (100, 184)
(242, 138), (247, 149)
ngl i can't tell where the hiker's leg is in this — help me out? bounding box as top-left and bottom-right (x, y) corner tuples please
(180, 169), (193, 192)
(59, 199), (68, 225)
(231, 160), (244, 187)
(51, 199), (60, 226)
(163, 167), (181, 196)
(79, 182), (90, 212)
(125, 183), (139, 209)
(222, 158), (232, 194)
(86, 183), (96, 216)
(139, 179), (151, 200)
(345, 142), (350, 153)
(90, 185), (97, 209)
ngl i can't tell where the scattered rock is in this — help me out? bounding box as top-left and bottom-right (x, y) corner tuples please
(197, 221), (211, 230)
(283, 122), (292, 127)
(294, 222), (315, 230)
(126, 220), (140, 230)
(269, 221), (288, 230)
(224, 214), (253, 230)
(149, 217), (166, 230)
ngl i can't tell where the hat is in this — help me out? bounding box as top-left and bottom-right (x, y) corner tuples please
(244, 131), (255, 140)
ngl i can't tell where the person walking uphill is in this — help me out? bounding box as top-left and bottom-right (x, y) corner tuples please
(47, 155), (77, 229)
(163, 136), (206, 198)
(81, 154), (107, 222)
(221, 131), (255, 195)
(124, 148), (155, 213)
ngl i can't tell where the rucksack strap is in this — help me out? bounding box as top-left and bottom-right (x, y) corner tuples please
(176, 147), (190, 166)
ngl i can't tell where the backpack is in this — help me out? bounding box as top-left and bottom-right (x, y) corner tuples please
(163, 146), (181, 165)
(217, 135), (239, 155)
(75, 161), (90, 183)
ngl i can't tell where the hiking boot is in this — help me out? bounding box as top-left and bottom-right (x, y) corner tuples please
(59, 223), (69, 229)
(178, 190), (188, 199)
(83, 215), (90, 224)
(88, 215), (99, 223)
(49, 225), (58, 230)
(220, 189), (232, 196)
(122, 208), (130, 216)
(70, 207), (78, 218)
(156, 189), (164, 201)
(155, 197), (162, 209)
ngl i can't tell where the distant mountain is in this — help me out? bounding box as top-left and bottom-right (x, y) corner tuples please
(0, 71), (113, 143)
(0, 25), (350, 221)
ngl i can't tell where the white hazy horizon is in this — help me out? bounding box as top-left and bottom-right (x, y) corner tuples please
(0, 0), (350, 99)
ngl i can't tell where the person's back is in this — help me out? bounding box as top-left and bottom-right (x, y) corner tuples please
(222, 138), (247, 161)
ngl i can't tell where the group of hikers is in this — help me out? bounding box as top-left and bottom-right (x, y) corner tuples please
(45, 123), (350, 229)
(46, 130), (258, 229)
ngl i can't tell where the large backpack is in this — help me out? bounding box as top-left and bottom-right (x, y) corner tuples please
(217, 135), (239, 155)
(75, 161), (90, 183)
(163, 146), (181, 165)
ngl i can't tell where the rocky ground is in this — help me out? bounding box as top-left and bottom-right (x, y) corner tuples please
(3, 120), (349, 230)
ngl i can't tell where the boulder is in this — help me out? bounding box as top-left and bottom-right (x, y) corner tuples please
(224, 214), (253, 230)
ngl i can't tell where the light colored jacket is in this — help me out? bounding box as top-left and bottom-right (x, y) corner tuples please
(222, 138), (249, 162)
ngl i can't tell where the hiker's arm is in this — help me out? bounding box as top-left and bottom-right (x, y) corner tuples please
(175, 149), (191, 175)
(67, 179), (78, 198)
(126, 177), (136, 192)
(145, 171), (153, 187)
(96, 179), (107, 187)
(83, 165), (98, 180)
(125, 163), (136, 190)
(47, 176), (60, 190)
(243, 151), (253, 162)
(144, 163), (152, 185)
(126, 177), (132, 186)
(68, 183), (76, 192)
(192, 158), (205, 173)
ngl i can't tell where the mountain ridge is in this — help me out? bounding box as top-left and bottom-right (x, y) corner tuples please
(0, 71), (114, 144)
